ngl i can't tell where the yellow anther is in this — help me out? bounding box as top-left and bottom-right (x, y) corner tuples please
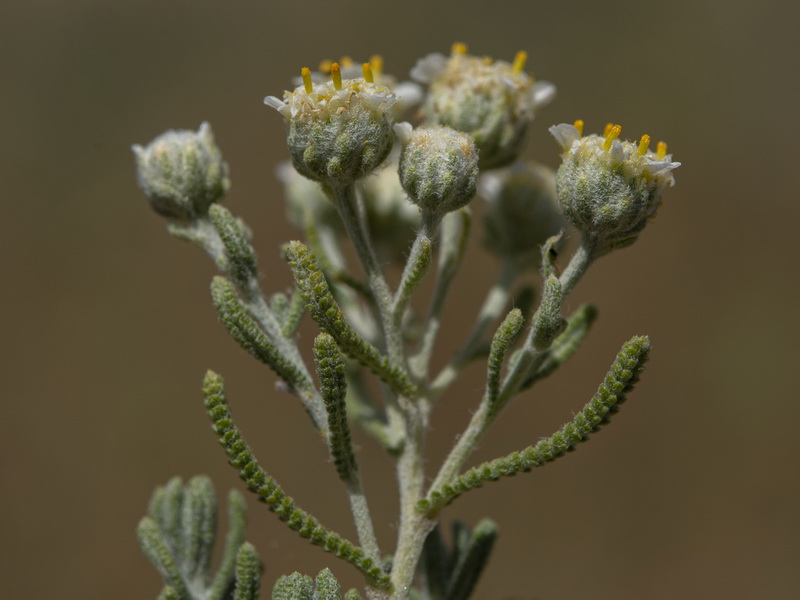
(301, 67), (313, 94)
(512, 50), (528, 74)
(638, 134), (651, 156)
(318, 59), (332, 74)
(573, 119), (584, 136)
(340, 56), (353, 68)
(370, 55), (384, 78)
(362, 62), (374, 83)
(452, 42), (468, 55)
(603, 124), (622, 151)
(482, 56), (492, 65)
(657, 141), (668, 160)
(331, 63), (342, 90)
(603, 122), (614, 137)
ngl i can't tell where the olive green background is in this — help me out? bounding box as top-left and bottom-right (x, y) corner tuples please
(2, 0), (799, 598)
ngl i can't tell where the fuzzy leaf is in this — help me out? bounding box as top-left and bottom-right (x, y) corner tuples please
(179, 475), (217, 581)
(540, 232), (563, 279)
(314, 334), (358, 484)
(486, 308), (524, 416)
(137, 517), (192, 600)
(233, 542), (261, 600)
(281, 288), (306, 339)
(284, 241), (417, 399)
(420, 525), (449, 600)
(444, 519), (497, 600)
(419, 336), (651, 513)
(203, 371), (391, 590)
(531, 275), (566, 351)
(208, 204), (258, 292)
(273, 573), (314, 600)
(393, 237), (432, 323)
(314, 568), (342, 600)
(207, 489), (247, 600)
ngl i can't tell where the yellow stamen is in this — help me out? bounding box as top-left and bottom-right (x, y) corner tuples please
(331, 63), (342, 90)
(301, 67), (313, 94)
(573, 119), (584, 136)
(638, 134), (651, 156)
(482, 56), (492, 65)
(370, 55), (383, 78)
(452, 42), (468, 55)
(603, 124), (622, 151)
(513, 50), (527, 74)
(362, 62), (374, 83)
(340, 56), (353, 68)
(657, 141), (668, 160)
(603, 122), (614, 137)
(318, 59), (332, 74)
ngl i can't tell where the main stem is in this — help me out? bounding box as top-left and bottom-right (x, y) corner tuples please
(390, 404), (435, 600)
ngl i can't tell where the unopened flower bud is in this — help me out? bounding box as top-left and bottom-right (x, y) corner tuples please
(132, 122), (230, 220)
(265, 64), (396, 187)
(398, 125), (479, 217)
(480, 161), (565, 266)
(550, 121), (681, 255)
(412, 44), (555, 170)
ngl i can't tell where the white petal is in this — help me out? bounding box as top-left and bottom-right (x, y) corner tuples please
(609, 140), (625, 164)
(264, 95), (285, 110)
(393, 81), (424, 109)
(548, 123), (580, 151)
(644, 160), (681, 175)
(393, 122), (413, 145)
(532, 81), (556, 108)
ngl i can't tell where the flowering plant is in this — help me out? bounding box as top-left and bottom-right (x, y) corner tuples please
(133, 43), (679, 600)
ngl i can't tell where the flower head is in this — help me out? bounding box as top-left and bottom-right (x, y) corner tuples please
(265, 63), (397, 187)
(413, 43), (555, 169)
(550, 120), (681, 254)
(132, 122), (229, 221)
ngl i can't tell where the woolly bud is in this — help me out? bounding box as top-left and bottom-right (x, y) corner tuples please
(398, 125), (479, 218)
(132, 122), (229, 220)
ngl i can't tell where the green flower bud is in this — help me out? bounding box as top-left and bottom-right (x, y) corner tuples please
(550, 121), (681, 255)
(265, 64), (396, 187)
(480, 160), (565, 267)
(397, 124), (479, 218)
(132, 122), (230, 221)
(412, 43), (555, 170)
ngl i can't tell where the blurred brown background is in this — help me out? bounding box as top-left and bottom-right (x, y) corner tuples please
(2, 0), (798, 598)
